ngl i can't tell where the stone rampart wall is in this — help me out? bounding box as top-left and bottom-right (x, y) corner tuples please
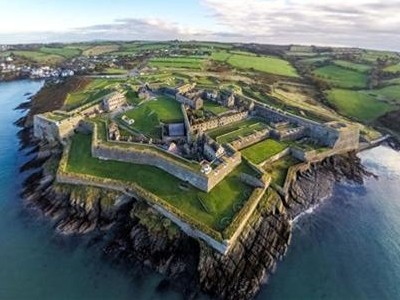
(254, 104), (359, 151)
(230, 129), (270, 150)
(260, 147), (291, 167)
(92, 122), (241, 192)
(191, 111), (249, 132)
(93, 143), (210, 191)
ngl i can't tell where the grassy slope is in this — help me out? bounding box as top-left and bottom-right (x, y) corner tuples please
(63, 78), (114, 110)
(333, 60), (372, 73)
(326, 89), (392, 122)
(67, 133), (256, 231)
(241, 139), (288, 165)
(313, 65), (368, 88)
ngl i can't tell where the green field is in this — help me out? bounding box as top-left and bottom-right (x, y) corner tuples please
(83, 44), (120, 56)
(123, 96), (183, 138)
(203, 100), (230, 115)
(225, 52), (299, 77)
(101, 67), (128, 75)
(326, 89), (393, 121)
(12, 50), (64, 65)
(39, 46), (81, 58)
(313, 65), (368, 88)
(208, 119), (268, 144)
(384, 63), (400, 73)
(367, 85), (400, 102)
(66, 133), (257, 232)
(149, 57), (205, 69)
(241, 139), (288, 165)
(361, 50), (399, 63)
(211, 50), (232, 62)
(63, 79), (116, 110)
(263, 156), (300, 187)
(333, 60), (372, 73)
(299, 56), (331, 65)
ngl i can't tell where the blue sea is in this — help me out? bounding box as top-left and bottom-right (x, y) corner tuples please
(1, 80), (400, 300)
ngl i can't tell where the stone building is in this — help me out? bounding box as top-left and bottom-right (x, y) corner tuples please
(108, 122), (120, 141)
(204, 141), (225, 161)
(138, 85), (151, 100)
(102, 92), (126, 112)
(176, 93), (203, 110)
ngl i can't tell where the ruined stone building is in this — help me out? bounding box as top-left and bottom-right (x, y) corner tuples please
(102, 91), (126, 112)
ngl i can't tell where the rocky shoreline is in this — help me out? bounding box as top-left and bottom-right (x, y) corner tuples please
(16, 96), (374, 299)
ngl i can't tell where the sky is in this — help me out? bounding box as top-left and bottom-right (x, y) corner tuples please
(0, 0), (399, 51)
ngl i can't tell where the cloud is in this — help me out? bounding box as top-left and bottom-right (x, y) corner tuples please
(201, 0), (400, 50)
(1, 1), (399, 51)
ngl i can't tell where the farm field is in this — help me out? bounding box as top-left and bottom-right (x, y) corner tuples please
(66, 133), (257, 232)
(211, 50), (232, 62)
(83, 44), (120, 56)
(333, 60), (372, 73)
(299, 56), (331, 65)
(241, 139), (288, 165)
(225, 52), (299, 77)
(326, 89), (393, 122)
(313, 65), (368, 88)
(122, 96), (183, 138)
(149, 57), (205, 69)
(39, 46), (81, 58)
(384, 63), (400, 73)
(12, 50), (64, 65)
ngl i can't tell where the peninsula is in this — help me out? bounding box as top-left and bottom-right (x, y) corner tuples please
(9, 40), (399, 299)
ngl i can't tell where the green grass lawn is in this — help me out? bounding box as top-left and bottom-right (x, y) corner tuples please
(66, 133), (257, 232)
(123, 96), (183, 138)
(333, 60), (372, 73)
(241, 139), (288, 165)
(149, 57), (205, 69)
(12, 50), (65, 65)
(263, 156), (300, 187)
(326, 89), (393, 122)
(63, 79), (115, 111)
(39, 46), (81, 59)
(226, 53), (299, 77)
(207, 119), (268, 144)
(203, 100), (230, 115)
(313, 65), (368, 88)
